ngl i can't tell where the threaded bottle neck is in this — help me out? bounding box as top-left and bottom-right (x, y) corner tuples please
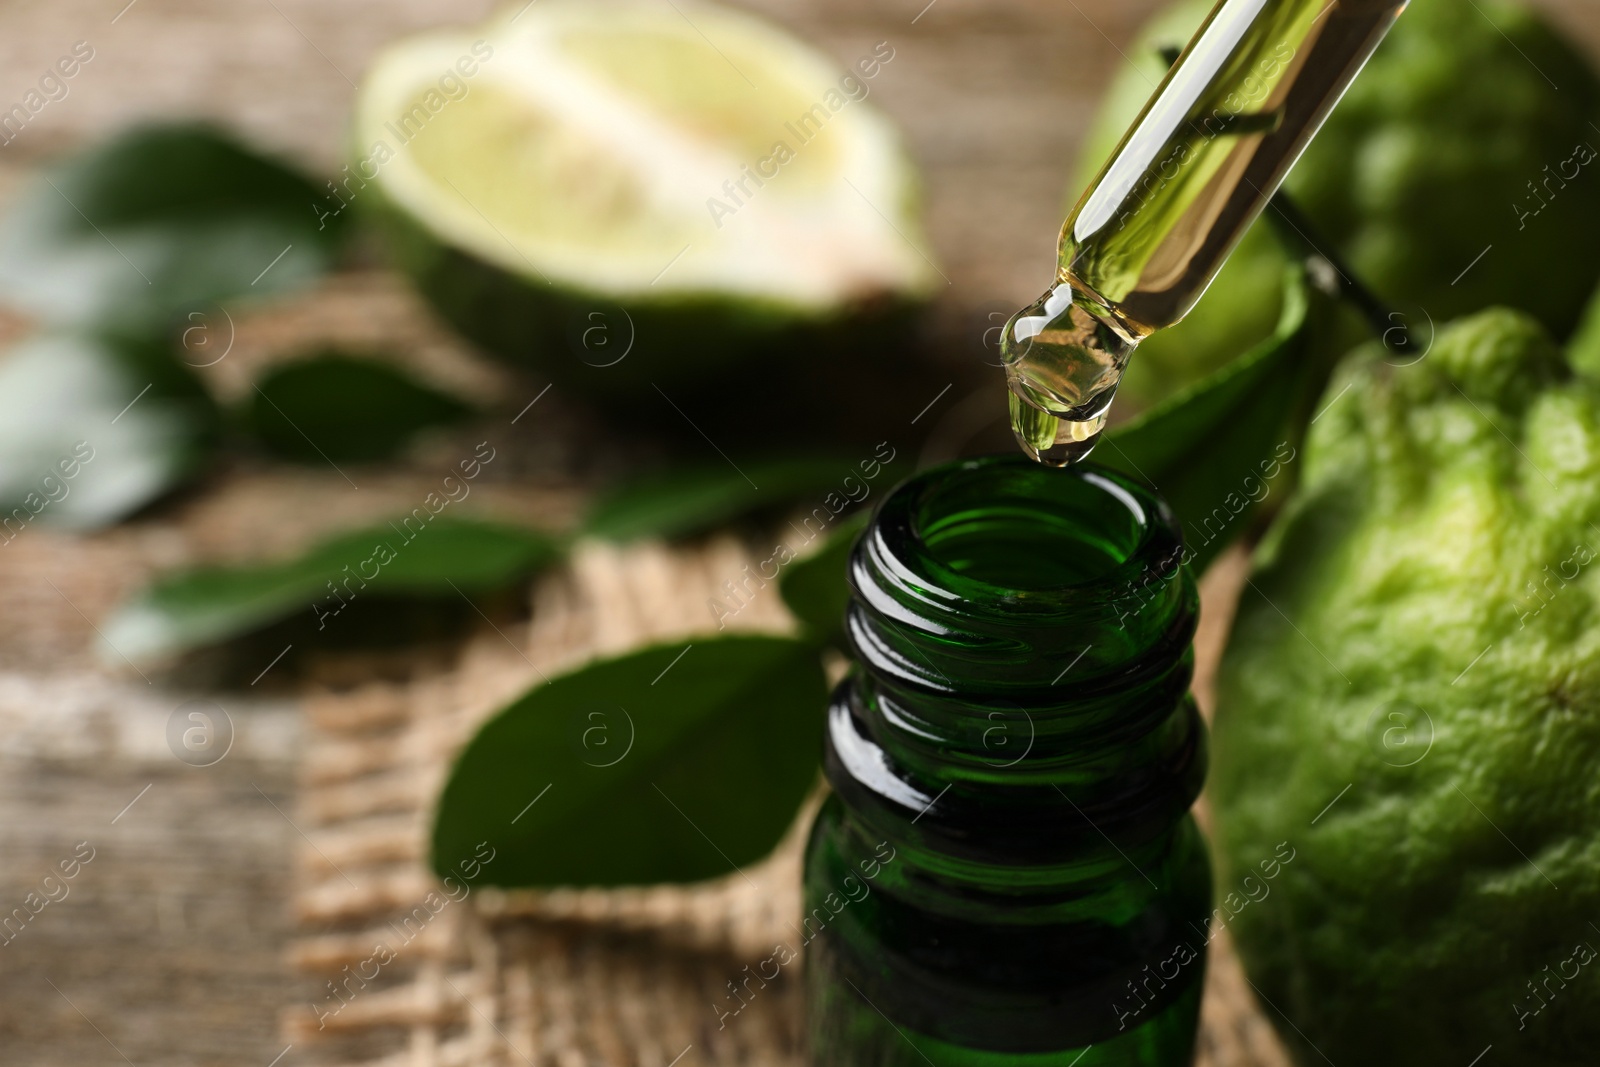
(848, 457), (1193, 692)
(828, 456), (1202, 867)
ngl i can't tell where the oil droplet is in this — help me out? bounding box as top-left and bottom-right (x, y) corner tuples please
(1000, 282), (1135, 466)
(1008, 389), (1113, 466)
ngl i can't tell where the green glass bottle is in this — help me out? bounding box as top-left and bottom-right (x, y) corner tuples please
(803, 455), (1210, 1066)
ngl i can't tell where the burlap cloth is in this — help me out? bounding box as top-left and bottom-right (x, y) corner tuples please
(280, 533), (1293, 1067)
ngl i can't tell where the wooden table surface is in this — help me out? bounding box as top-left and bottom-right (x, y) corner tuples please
(0, 0), (1596, 1063)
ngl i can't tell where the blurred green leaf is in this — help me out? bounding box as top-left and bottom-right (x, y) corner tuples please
(0, 331), (220, 531)
(779, 510), (866, 648)
(1098, 268), (1325, 573)
(243, 352), (474, 463)
(431, 634), (826, 887)
(102, 516), (560, 666)
(1570, 279), (1600, 378)
(583, 456), (897, 543)
(0, 122), (347, 331)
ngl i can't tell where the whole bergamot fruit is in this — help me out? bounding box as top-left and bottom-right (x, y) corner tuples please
(1078, 0), (1600, 409)
(1212, 307), (1600, 1065)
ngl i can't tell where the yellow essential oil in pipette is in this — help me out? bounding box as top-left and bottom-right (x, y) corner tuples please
(1003, 0), (1407, 465)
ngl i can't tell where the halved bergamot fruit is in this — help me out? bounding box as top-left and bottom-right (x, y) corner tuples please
(354, 0), (937, 396)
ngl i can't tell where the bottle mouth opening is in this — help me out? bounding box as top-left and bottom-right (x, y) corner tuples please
(849, 455), (1192, 692)
(899, 456), (1159, 595)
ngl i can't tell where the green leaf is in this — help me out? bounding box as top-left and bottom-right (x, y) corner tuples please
(583, 455), (898, 542)
(1570, 277), (1600, 378)
(243, 352), (474, 463)
(431, 634), (827, 887)
(779, 510), (867, 648)
(1097, 268), (1326, 573)
(0, 332), (220, 531)
(0, 122), (347, 331)
(102, 515), (561, 665)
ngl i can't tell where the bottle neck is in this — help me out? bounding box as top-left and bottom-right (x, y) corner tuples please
(825, 457), (1203, 872)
